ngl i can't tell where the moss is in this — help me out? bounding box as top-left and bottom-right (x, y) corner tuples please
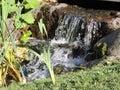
(54, 65), (64, 74)
(94, 42), (107, 58)
(101, 43), (107, 56)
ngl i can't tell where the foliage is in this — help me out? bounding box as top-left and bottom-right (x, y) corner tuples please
(14, 0), (40, 29)
(29, 46), (55, 85)
(3, 0), (40, 29)
(0, 0), (40, 87)
(0, 0), (23, 86)
(20, 30), (32, 43)
(24, 0), (40, 9)
(29, 19), (55, 84)
(38, 19), (48, 39)
(1, 58), (120, 90)
(14, 12), (35, 29)
(6, 0), (19, 14)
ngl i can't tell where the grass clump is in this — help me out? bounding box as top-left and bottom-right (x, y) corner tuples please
(1, 58), (120, 90)
(29, 19), (55, 85)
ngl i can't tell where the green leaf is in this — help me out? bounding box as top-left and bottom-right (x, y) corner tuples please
(8, 4), (19, 14)
(8, 0), (15, 5)
(8, 0), (19, 14)
(14, 12), (35, 29)
(24, 0), (40, 9)
(20, 30), (32, 43)
(14, 15), (27, 29)
(21, 12), (35, 24)
(38, 19), (48, 39)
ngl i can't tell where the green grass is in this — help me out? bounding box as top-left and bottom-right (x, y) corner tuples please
(1, 58), (120, 90)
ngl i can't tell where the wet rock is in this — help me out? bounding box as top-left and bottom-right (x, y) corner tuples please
(108, 18), (120, 30)
(94, 42), (107, 58)
(85, 52), (96, 61)
(84, 58), (104, 68)
(21, 52), (50, 81)
(30, 3), (67, 39)
(54, 64), (64, 74)
(30, 2), (120, 39)
(94, 29), (120, 58)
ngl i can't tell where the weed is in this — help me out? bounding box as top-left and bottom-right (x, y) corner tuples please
(0, 0), (23, 86)
(0, 0), (40, 86)
(29, 19), (55, 84)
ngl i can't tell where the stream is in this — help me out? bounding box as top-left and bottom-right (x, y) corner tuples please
(20, 2), (120, 82)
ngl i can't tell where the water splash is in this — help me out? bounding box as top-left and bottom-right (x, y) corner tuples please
(21, 14), (102, 82)
(51, 14), (101, 67)
(51, 47), (85, 67)
(21, 53), (50, 81)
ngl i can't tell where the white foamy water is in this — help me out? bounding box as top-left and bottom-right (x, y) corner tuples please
(51, 47), (85, 67)
(50, 38), (68, 46)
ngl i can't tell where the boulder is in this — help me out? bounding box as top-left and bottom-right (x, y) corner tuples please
(94, 29), (120, 58)
(30, 2), (120, 39)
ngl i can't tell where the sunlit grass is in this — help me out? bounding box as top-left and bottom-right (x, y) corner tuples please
(1, 58), (120, 90)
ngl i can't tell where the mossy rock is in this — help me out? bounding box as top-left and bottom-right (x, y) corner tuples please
(94, 42), (107, 58)
(54, 64), (64, 74)
(94, 29), (120, 58)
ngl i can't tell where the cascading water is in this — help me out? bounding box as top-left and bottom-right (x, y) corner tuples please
(53, 14), (85, 43)
(21, 13), (102, 82)
(51, 14), (101, 67)
(50, 14), (86, 68)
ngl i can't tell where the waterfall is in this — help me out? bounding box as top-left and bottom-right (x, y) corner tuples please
(21, 13), (102, 82)
(51, 14), (85, 44)
(51, 14), (101, 67)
